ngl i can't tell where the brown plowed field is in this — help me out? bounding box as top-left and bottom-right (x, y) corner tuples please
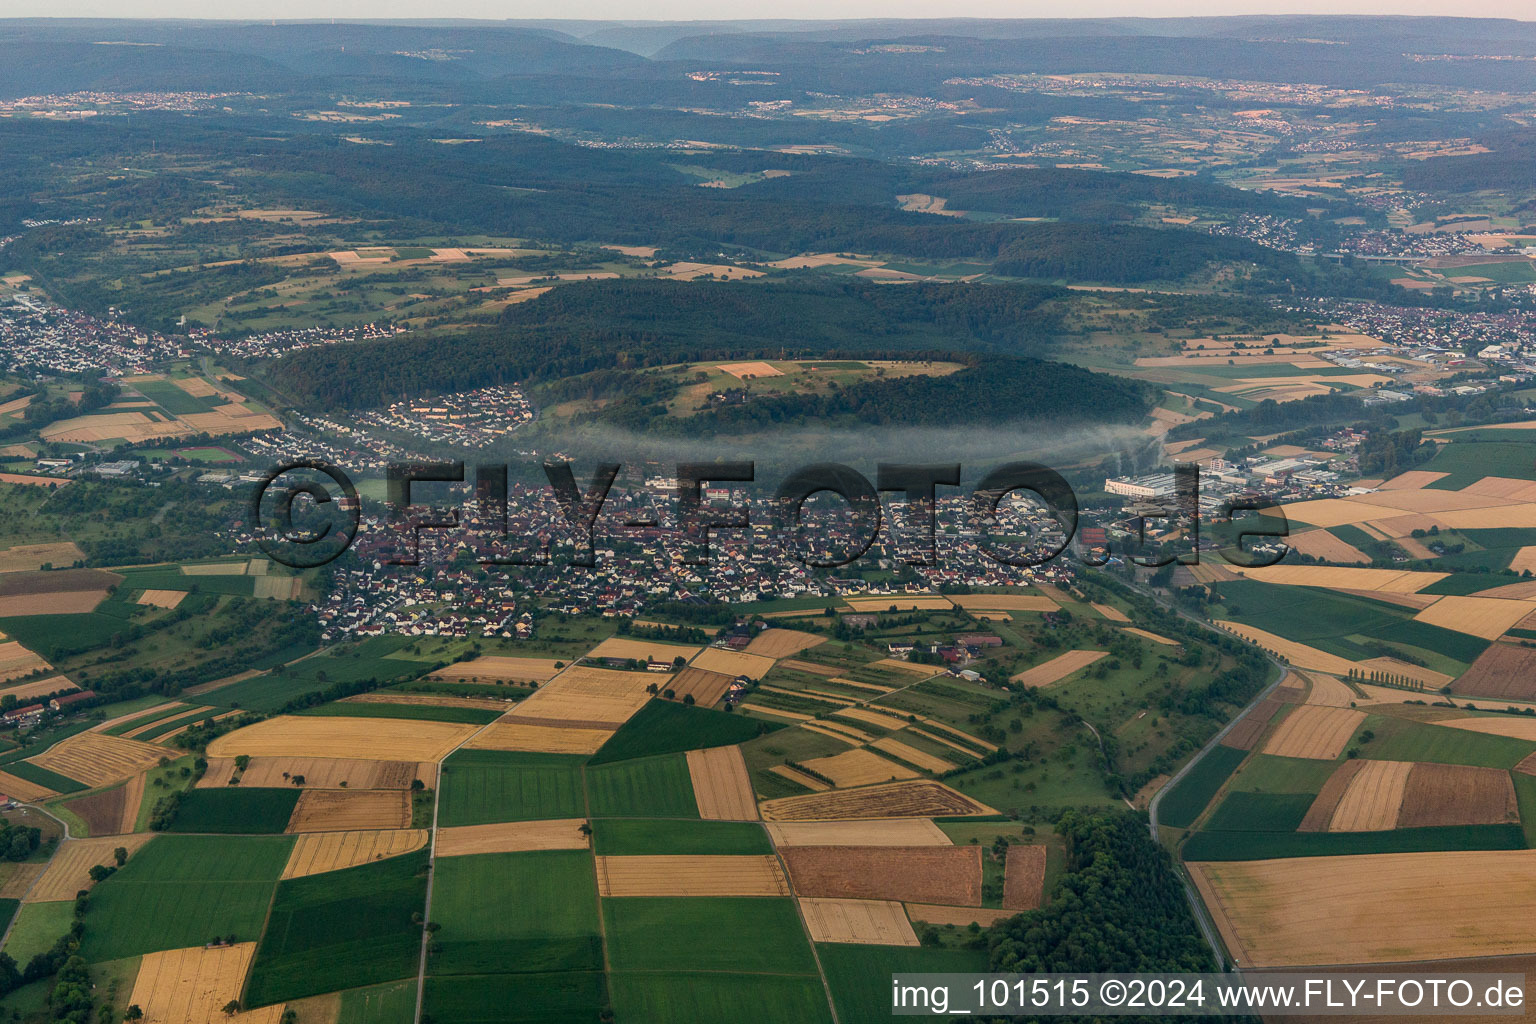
(766, 818), (950, 847)
(1450, 643), (1536, 701)
(29, 732), (165, 788)
(206, 716), (477, 762)
(799, 898), (918, 946)
(282, 829), (428, 879)
(1261, 705), (1365, 760)
(1190, 850), (1536, 967)
(129, 943), (286, 1024)
(667, 667), (736, 706)
(1328, 760), (1412, 832)
(781, 845), (982, 905)
(1298, 760), (1366, 831)
(1220, 699), (1283, 751)
(745, 629), (825, 658)
(1397, 763), (1517, 828)
(760, 781), (996, 821)
(1001, 844), (1048, 910)
(687, 746), (758, 821)
(435, 819), (588, 857)
(287, 790), (410, 833)
(61, 785), (129, 837)
(27, 834), (154, 902)
(198, 757), (431, 790)
(596, 855), (790, 897)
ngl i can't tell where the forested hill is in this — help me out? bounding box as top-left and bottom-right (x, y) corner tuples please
(267, 278), (1076, 408)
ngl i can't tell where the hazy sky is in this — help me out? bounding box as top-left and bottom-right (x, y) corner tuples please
(8, 0), (1536, 22)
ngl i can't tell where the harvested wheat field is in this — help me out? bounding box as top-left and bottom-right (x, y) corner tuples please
(802, 748), (919, 787)
(1287, 529), (1371, 565)
(766, 818), (950, 847)
(800, 898), (919, 945)
(1451, 643), (1536, 700)
(0, 589), (104, 616)
(464, 721), (612, 755)
(0, 675), (77, 703)
(0, 862), (45, 900)
(0, 541), (83, 574)
(1189, 850), (1536, 967)
(745, 628), (825, 658)
(136, 589), (186, 609)
(781, 845), (982, 905)
(1304, 673), (1363, 707)
(1121, 627), (1181, 646)
(287, 790), (410, 833)
(687, 746), (758, 820)
(430, 656), (562, 684)
(946, 594), (1056, 612)
(1262, 705), (1365, 760)
(1414, 596), (1536, 640)
(835, 707), (915, 731)
(665, 667), (736, 707)
(870, 737), (954, 773)
(1091, 602), (1131, 622)
(1299, 760), (1367, 831)
(801, 724), (858, 746)
(760, 781), (996, 821)
(29, 732), (164, 788)
(586, 636), (703, 664)
(130, 942), (286, 1024)
(1216, 621), (1358, 676)
(905, 904), (1016, 928)
(508, 665), (656, 727)
(0, 643), (52, 683)
(282, 829), (428, 879)
(844, 595), (953, 612)
(1227, 564), (1447, 593)
(1397, 763), (1517, 828)
(1001, 844), (1048, 911)
(780, 659), (839, 677)
(1437, 717), (1536, 741)
(1509, 546), (1536, 575)
(1219, 699), (1283, 751)
(198, 757), (431, 790)
(0, 769), (54, 803)
(207, 716), (477, 762)
(690, 647), (775, 679)
(745, 704), (813, 722)
(27, 834), (154, 902)
(436, 819), (589, 857)
(769, 764), (831, 791)
(1010, 650), (1107, 688)
(1328, 760), (1413, 832)
(596, 855), (790, 897)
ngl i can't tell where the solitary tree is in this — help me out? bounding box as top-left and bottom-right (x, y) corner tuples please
(113, 847), (128, 867)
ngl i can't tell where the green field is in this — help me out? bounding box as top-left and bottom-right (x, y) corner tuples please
(1361, 715), (1536, 769)
(79, 834), (293, 962)
(588, 700), (775, 765)
(337, 980), (418, 1024)
(585, 753), (699, 819)
(246, 849), (429, 1006)
(438, 751), (587, 827)
(0, 613), (128, 661)
(295, 702), (503, 725)
(422, 971), (607, 1024)
(608, 972), (834, 1024)
(1182, 823), (1525, 860)
(602, 897), (818, 975)
(2, 901), (73, 967)
(1203, 791), (1315, 832)
(2, 760), (86, 794)
(1224, 754), (1338, 796)
(1156, 745), (1247, 828)
(165, 787), (300, 834)
(818, 944), (990, 1024)
(590, 819), (772, 856)
(430, 850), (602, 975)
(1422, 441), (1536, 489)
(211, 636), (420, 711)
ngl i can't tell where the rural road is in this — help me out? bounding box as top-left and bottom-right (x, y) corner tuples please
(1126, 575), (1289, 974)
